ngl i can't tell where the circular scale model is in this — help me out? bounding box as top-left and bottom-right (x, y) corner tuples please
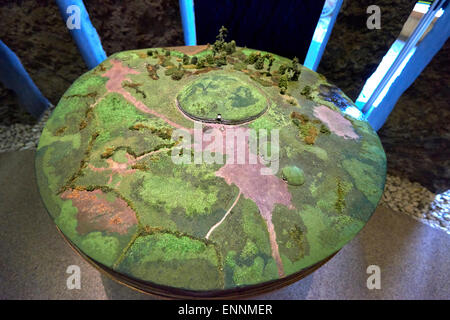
(36, 43), (386, 298)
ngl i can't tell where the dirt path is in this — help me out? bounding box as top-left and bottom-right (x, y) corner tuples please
(100, 59), (294, 277)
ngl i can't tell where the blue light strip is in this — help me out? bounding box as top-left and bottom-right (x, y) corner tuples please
(0, 41), (50, 118)
(365, 1), (450, 130)
(179, 0), (197, 46)
(354, 2), (444, 111)
(304, 0), (343, 71)
(362, 0), (445, 115)
(55, 0), (106, 69)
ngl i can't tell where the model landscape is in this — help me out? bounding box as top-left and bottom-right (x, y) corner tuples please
(35, 27), (386, 293)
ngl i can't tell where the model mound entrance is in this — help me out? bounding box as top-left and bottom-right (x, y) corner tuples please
(177, 74), (268, 124)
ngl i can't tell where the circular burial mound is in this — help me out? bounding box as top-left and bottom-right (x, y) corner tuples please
(36, 45), (386, 297)
(177, 74), (268, 124)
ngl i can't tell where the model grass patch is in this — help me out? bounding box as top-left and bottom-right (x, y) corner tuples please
(117, 233), (223, 290)
(177, 74), (267, 123)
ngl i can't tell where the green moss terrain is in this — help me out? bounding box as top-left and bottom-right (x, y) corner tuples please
(177, 73), (268, 123)
(36, 40), (386, 292)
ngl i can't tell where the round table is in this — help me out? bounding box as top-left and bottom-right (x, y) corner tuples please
(36, 45), (386, 298)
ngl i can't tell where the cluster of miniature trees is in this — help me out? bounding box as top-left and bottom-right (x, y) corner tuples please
(171, 64), (185, 80)
(246, 52), (275, 73)
(277, 57), (301, 94)
(212, 26), (237, 57)
(178, 26), (236, 70)
(245, 51), (301, 94)
(148, 25), (301, 91)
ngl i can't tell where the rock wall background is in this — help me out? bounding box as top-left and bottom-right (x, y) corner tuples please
(0, 1), (448, 193)
(83, 0), (183, 57)
(318, 0), (417, 100)
(0, 0), (183, 125)
(0, 0), (85, 125)
(378, 41), (450, 193)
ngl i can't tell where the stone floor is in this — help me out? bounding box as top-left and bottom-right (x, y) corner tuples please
(0, 150), (449, 299)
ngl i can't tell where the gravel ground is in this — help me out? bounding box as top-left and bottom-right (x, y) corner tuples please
(0, 106), (52, 152)
(0, 109), (448, 234)
(380, 175), (450, 234)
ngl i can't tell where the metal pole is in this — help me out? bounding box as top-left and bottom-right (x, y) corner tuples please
(304, 0), (343, 71)
(362, 0), (444, 115)
(0, 41), (50, 118)
(55, 0), (107, 69)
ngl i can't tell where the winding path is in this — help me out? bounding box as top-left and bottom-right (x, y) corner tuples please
(206, 191), (241, 239)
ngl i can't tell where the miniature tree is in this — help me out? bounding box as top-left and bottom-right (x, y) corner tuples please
(254, 56), (265, 70)
(224, 42), (232, 55)
(247, 52), (260, 64)
(183, 54), (190, 65)
(225, 40), (236, 55)
(291, 69), (301, 81)
(206, 54), (214, 65)
(291, 57), (299, 70)
(171, 70), (184, 80)
(230, 40), (236, 53)
(290, 57), (301, 81)
(278, 74), (288, 94)
(215, 54), (227, 67)
(171, 63), (185, 80)
(278, 64), (287, 74)
(190, 56), (198, 65)
(266, 54), (275, 73)
(218, 25), (228, 42)
(301, 85), (312, 98)
(213, 26), (228, 56)
(196, 58), (206, 68)
(165, 49), (170, 57)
